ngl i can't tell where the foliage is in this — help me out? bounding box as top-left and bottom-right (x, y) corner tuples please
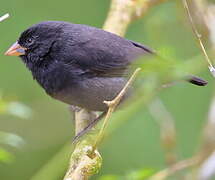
(0, 96), (32, 163)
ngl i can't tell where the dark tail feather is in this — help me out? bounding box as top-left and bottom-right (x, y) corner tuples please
(187, 75), (208, 86)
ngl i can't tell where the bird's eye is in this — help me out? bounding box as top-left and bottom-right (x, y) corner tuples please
(26, 38), (34, 44)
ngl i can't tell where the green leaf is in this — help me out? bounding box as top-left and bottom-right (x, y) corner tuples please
(0, 131), (25, 148)
(0, 148), (14, 164)
(126, 168), (156, 180)
(0, 94), (32, 119)
(6, 102), (32, 119)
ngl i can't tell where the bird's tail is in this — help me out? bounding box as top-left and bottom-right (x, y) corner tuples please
(187, 75), (208, 86)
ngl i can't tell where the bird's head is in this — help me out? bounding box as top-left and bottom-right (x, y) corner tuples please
(5, 21), (65, 65)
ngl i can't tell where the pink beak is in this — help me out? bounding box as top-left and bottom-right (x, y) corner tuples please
(5, 42), (26, 56)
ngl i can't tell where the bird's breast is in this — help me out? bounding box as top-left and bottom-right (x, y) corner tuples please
(30, 62), (130, 111)
(30, 61), (81, 95)
(51, 77), (129, 111)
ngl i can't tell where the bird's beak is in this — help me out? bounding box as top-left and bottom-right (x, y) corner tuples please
(5, 42), (26, 56)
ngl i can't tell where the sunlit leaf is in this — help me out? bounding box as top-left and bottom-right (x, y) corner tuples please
(6, 102), (32, 119)
(126, 168), (156, 180)
(0, 131), (25, 148)
(0, 100), (8, 114)
(0, 148), (14, 164)
(157, 46), (178, 60)
(0, 94), (32, 119)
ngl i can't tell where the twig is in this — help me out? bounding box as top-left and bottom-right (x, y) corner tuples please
(194, 94), (215, 180)
(149, 99), (177, 166)
(184, 3), (215, 179)
(182, 0), (215, 77)
(198, 150), (215, 180)
(149, 157), (200, 180)
(0, 13), (9, 22)
(92, 68), (141, 151)
(200, 95), (215, 158)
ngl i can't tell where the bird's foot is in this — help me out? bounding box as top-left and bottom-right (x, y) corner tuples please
(69, 105), (82, 112)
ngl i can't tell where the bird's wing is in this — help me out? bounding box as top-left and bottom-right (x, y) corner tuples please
(65, 38), (152, 77)
(128, 40), (154, 54)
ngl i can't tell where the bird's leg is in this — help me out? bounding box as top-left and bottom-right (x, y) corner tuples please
(73, 111), (107, 143)
(69, 105), (82, 128)
(69, 105), (82, 113)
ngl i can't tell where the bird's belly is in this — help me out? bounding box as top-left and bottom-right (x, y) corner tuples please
(51, 77), (129, 111)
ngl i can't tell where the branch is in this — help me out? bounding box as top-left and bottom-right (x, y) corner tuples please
(182, 0), (215, 77)
(196, 94), (215, 180)
(0, 13), (9, 22)
(198, 150), (215, 180)
(150, 3), (215, 179)
(149, 99), (177, 166)
(92, 68), (141, 151)
(182, 2), (215, 179)
(63, 109), (102, 180)
(149, 157), (199, 180)
(103, 0), (167, 36)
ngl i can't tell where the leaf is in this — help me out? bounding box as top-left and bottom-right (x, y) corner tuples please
(0, 13), (9, 22)
(126, 168), (156, 180)
(0, 148), (14, 164)
(0, 131), (25, 148)
(6, 102), (32, 119)
(157, 46), (178, 61)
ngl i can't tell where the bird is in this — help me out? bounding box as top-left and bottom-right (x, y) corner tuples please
(5, 21), (207, 140)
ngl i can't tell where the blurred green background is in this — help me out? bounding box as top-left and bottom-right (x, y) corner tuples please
(0, 0), (213, 179)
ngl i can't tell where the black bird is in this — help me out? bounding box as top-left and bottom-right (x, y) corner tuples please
(5, 21), (207, 139)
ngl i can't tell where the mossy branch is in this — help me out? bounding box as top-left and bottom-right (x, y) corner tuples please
(63, 110), (102, 180)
